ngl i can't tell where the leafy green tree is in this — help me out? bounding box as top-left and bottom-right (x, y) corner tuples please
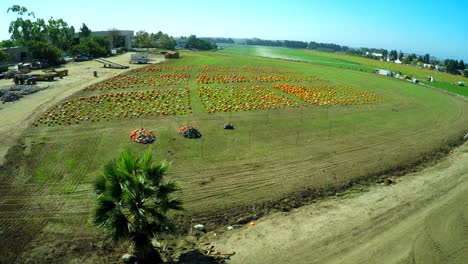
(158, 34), (176, 50)
(134, 30), (155, 49)
(444, 59), (458, 74)
(0, 50), (10, 64)
(0, 39), (21, 48)
(47, 18), (75, 51)
(69, 43), (90, 56)
(93, 149), (183, 264)
(8, 5), (73, 49)
(79, 23), (91, 38)
(423, 54), (430, 64)
(185, 35), (217, 50)
(7, 5), (42, 45)
(463, 69), (468, 78)
(382, 49), (388, 60)
(27, 41), (62, 65)
(86, 37), (109, 57)
(70, 36), (110, 57)
(389, 50), (398, 61)
(457, 60), (465, 70)
(398, 51), (404, 61)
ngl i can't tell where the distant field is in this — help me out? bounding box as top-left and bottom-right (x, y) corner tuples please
(220, 46), (468, 97)
(221, 45), (370, 72)
(1, 50), (468, 263)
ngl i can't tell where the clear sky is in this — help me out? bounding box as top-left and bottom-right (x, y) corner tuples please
(1, 0), (467, 60)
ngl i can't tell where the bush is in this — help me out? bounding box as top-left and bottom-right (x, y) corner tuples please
(70, 36), (110, 58)
(27, 41), (62, 65)
(185, 35), (217, 51)
(463, 70), (468, 78)
(70, 43), (89, 57)
(0, 50), (9, 73)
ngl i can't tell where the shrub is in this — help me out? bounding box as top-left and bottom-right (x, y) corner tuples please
(27, 41), (62, 65)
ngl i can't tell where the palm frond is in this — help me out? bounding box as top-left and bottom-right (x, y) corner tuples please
(138, 148), (153, 171)
(93, 195), (117, 227)
(110, 210), (132, 241)
(118, 151), (136, 177)
(156, 181), (181, 200)
(94, 174), (107, 195)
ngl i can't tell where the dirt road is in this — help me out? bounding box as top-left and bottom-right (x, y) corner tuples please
(211, 143), (468, 264)
(0, 53), (163, 164)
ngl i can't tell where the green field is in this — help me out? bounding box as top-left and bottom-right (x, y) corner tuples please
(221, 45), (468, 96)
(1, 49), (468, 263)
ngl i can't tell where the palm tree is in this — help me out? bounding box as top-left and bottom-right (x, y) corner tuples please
(93, 149), (183, 264)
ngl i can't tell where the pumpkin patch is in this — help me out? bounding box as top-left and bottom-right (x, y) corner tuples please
(34, 88), (191, 126)
(197, 73), (251, 84)
(271, 83), (383, 105)
(197, 85), (300, 113)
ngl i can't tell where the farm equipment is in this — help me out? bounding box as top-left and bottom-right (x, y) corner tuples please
(0, 69), (31, 80)
(164, 52), (179, 59)
(13, 73), (57, 85)
(94, 58), (129, 69)
(43, 69), (68, 78)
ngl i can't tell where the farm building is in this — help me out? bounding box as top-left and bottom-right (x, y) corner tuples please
(74, 30), (134, 50)
(2, 46), (31, 64)
(376, 69), (393, 77)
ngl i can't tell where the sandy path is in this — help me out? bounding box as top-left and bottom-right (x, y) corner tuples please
(0, 53), (163, 164)
(211, 143), (468, 264)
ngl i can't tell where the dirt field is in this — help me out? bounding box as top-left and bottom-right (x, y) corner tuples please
(0, 53), (163, 164)
(210, 141), (468, 264)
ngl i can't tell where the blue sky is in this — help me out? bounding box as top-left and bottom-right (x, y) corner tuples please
(1, 0), (467, 60)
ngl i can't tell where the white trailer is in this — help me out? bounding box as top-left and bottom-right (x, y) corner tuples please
(376, 69), (393, 77)
(130, 53), (149, 64)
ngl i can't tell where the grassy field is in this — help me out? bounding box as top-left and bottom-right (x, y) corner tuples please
(221, 46), (468, 96)
(1, 50), (468, 263)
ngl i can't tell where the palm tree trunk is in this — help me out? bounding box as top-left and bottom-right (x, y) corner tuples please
(132, 235), (162, 264)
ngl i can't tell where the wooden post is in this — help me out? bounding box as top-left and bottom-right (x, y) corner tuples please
(327, 105), (331, 140)
(300, 107), (303, 124)
(201, 137), (204, 159)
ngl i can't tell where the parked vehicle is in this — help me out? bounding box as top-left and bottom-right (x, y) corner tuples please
(74, 55), (91, 62)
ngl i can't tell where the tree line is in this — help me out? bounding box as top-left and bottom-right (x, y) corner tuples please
(184, 35), (218, 50)
(0, 5), (115, 66)
(133, 30), (176, 50)
(201, 37), (234, 44)
(245, 38), (351, 51)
